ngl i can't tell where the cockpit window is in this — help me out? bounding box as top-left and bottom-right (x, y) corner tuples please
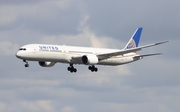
(19, 48), (26, 51)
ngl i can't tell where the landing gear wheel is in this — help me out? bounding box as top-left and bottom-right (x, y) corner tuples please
(67, 64), (77, 73)
(69, 68), (77, 73)
(88, 66), (92, 70)
(89, 65), (98, 72)
(23, 60), (29, 67)
(94, 68), (98, 72)
(73, 68), (77, 72)
(25, 63), (29, 67)
(67, 67), (71, 71)
(70, 69), (74, 73)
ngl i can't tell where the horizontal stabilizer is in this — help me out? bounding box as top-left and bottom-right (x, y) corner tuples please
(133, 53), (162, 60)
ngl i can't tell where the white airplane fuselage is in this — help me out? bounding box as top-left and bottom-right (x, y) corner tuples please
(16, 44), (138, 66)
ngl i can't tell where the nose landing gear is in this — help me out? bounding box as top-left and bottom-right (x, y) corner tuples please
(23, 60), (29, 67)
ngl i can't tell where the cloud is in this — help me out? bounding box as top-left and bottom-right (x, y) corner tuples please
(40, 14), (125, 48)
(61, 106), (77, 112)
(0, 0), (179, 112)
(0, 0), (79, 36)
(0, 102), (6, 112)
(0, 41), (19, 55)
(21, 100), (54, 112)
(0, 79), (62, 87)
(0, 100), (54, 112)
(78, 15), (115, 48)
(0, 6), (18, 27)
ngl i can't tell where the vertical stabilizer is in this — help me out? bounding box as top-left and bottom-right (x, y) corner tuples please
(124, 27), (143, 50)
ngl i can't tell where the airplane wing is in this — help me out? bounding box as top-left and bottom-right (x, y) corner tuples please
(97, 40), (169, 60)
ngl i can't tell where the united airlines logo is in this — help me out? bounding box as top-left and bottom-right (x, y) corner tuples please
(39, 46), (58, 50)
(127, 39), (136, 49)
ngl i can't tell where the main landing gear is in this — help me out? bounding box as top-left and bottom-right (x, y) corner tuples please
(67, 64), (77, 73)
(67, 64), (98, 73)
(23, 60), (29, 67)
(88, 65), (98, 72)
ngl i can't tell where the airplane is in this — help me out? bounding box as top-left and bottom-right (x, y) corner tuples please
(16, 27), (169, 73)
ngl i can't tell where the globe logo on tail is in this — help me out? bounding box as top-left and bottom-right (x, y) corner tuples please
(127, 39), (136, 49)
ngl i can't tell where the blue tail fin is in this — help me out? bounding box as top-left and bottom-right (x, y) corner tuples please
(124, 27), (143, 50)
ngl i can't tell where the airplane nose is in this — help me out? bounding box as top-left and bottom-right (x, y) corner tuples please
(16, 51), (22, 58)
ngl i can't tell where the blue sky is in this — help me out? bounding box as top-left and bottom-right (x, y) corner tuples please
(0, 0), (179, 112)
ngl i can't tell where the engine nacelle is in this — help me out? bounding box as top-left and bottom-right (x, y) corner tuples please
(38, 61), (56, 67)
(81, 55), (99, 65)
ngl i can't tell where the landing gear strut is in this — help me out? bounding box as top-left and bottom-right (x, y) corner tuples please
(23, 60), (29, 67)
(88, 65), (98, 72)
(67, 64), (77, 73)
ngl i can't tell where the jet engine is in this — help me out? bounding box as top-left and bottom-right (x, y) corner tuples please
(38, 61), (56, 67)
(81, 55), (99, 65)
